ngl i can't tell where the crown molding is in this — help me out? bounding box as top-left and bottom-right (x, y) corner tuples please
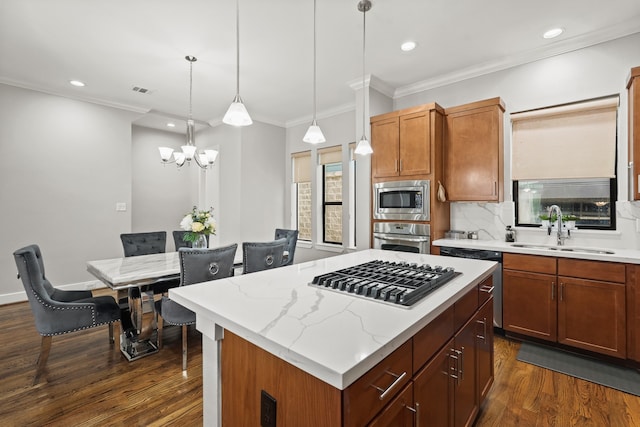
(0, 77), (150, 113)
(395, 23), (640, 99)
(285, 102), (356, 128)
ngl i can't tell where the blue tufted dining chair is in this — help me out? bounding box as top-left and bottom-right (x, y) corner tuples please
(155, 244), (237, 371)
(13, 244), (121, 384)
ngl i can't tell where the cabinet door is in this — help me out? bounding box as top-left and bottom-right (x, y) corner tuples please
(503, 270), (557, 341)
(454, 316), (478, 427)
(399, 111), (430, 176)
(476, 297), (494, 405)
(558, 277), (626, 358)
(368, 383), (415, 427)
(445, 106), (502, 201)
(414, 338), (454, 427)
(371, 117), (399, 178)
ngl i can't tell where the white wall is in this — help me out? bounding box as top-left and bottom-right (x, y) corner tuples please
(0, 84), (140, 303)
(394, 33), (640, 249)
(131, 125), (195, 250)
(198, 121), (286, 248)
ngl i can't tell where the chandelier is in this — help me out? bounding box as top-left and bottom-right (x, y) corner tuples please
(158, 56), (219, 169)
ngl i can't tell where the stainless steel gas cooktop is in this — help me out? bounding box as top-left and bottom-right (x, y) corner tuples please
(309, 260), (460, 308)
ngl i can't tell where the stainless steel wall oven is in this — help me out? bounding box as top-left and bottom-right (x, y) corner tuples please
(373, 222), (430, 254)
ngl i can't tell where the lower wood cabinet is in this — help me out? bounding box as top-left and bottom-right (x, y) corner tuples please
(221, 279), (495, 427)
(503, 253), (627, 359)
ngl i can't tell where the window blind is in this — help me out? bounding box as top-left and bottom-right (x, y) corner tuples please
(292, 151), (311, 183)
(511, 96), (618, 180)
(317, 145), (342, 165)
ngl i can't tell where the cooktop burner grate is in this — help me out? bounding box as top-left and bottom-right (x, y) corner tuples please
(309, 260), (460, 308)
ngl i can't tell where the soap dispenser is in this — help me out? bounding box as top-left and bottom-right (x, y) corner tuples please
(505, 226), (516, 242)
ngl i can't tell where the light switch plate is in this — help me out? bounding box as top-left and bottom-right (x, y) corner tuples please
(116, 202), (127, 212)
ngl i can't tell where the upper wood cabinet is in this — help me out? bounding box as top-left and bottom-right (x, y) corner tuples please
(371, 104), (443, 179)
(444, 98), (505, 202)
(628, 66), (640, 200)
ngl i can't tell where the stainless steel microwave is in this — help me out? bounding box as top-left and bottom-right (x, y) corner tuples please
(373, 180), (430, 221)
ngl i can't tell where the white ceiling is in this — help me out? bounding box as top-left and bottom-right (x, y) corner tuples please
(1, 0), (640, 134)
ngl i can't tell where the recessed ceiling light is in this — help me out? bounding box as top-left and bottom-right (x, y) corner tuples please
(166, 122), (176, 128)
(543, 28), (564, 39)
(69, 80), (85, 87)
(401, 41), (417, 52)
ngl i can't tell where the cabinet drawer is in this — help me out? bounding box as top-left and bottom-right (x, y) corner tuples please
(454, 287), (479, 331)
(504, 253), (557, 275)
(413, 305), (454, 374)
(343, 340), (412, 427)
(558, 258), (625, 283)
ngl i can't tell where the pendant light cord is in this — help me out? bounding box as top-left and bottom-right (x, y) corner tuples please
(235, 0), (240, 95)
(313, 0), (317, 120)
(189, 59), (193, 120)
(361, 2), (367, 137)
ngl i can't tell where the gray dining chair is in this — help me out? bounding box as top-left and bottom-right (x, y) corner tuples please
(155, 244), (238, 371)
(172, 230), (209, 251)
(120, 231), (167, 257)
(13, 244), (121, 384)
(274, 228), (299, 266)
(242, 238), (287, 274)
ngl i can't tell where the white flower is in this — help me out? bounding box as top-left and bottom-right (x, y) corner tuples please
(180, 214), (193, 232)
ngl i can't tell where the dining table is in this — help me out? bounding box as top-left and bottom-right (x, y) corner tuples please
(87, 249), (243, 361)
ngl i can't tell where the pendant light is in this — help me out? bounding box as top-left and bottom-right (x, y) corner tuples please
(354, 0), (373, 155)
(158, 56), (219, 169)
(223, 0), (253, 126)
(303, 0), (326, 144)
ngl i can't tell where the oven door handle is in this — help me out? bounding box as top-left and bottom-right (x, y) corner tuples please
(373, 235), (430, 243)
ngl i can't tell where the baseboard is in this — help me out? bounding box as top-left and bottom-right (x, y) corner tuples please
(0, 280), (106, 306)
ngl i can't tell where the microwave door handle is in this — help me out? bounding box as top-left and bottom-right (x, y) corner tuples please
(374, 236), (430, 243)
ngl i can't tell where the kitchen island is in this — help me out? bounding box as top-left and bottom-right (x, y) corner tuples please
(170, 249), (497, 426)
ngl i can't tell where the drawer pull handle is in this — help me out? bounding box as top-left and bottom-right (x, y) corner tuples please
(371, 370), (407, 400)
(480, 285), (494, 294)
(405, 402), (420, 427)
(476, 317), (487, 342)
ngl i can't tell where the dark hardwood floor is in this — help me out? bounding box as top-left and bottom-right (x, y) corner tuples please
(2, 289), (640, 426)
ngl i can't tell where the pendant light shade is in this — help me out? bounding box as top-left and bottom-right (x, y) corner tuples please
(354, 0), (372, 156)
(223, 0), (252, 126)
(303, 0), (325, 144)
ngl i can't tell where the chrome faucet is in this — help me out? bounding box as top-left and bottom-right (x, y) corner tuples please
(548, 204), (569, 245)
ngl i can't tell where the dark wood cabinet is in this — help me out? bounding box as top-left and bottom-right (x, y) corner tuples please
(414, 339), (454, 427)
(503, 253), (627, 359)
(444, 98), (505, 202)
(476, 297), (494, 405)
(454, 314), (479, 427)
(503, 269), (557, 341)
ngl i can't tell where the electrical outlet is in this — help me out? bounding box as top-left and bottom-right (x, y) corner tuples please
(260, 390), (276, 427)
(116, 202), (127, 212)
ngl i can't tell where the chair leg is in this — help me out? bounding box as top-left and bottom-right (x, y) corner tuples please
(108, 323), (114, 344)
(33, 336), (52, 385)
(182, 325), (188, 371)
(157, 315), (163, 349)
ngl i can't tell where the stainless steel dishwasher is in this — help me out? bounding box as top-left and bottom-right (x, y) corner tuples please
(439, 246), (503, 329)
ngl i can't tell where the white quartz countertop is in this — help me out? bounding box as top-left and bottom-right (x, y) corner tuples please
(433, 238), (640, 264)
(169, 249), (496, 390)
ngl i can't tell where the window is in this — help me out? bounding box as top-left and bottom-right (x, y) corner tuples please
(292, 151), (311, 241)
(319, 146), (342, 244)
(511, 97), (618, 230)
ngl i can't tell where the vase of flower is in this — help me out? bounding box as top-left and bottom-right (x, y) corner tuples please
(192, 234), (208, 249)
(179, 206), (216, 249)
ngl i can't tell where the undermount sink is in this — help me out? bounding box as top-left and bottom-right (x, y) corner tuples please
(510, 243), (615, 255)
